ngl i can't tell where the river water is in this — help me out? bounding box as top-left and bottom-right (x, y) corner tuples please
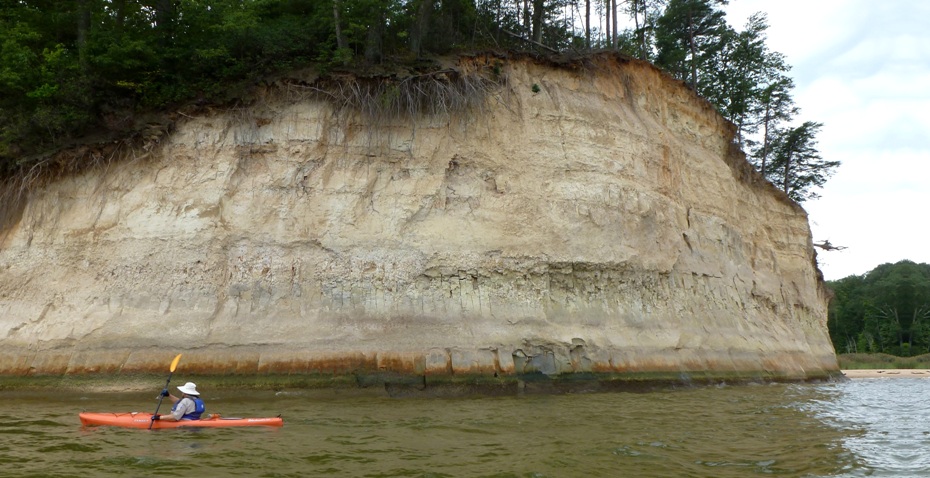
(2, 378), (928, 477)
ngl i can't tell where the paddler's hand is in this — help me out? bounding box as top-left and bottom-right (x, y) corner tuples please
(160, 388), (170, 397)
(151, 414), (160, 421)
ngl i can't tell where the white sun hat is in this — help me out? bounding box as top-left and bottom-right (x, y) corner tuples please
(177, 382), (200, 396)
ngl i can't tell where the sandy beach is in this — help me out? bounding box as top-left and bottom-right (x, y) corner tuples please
(842, 369), (930, 378)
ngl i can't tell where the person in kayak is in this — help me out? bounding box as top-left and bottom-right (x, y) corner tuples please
(151, 382), (205, 422)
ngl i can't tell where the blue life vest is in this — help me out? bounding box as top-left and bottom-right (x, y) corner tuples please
(172, 397), (205, 420)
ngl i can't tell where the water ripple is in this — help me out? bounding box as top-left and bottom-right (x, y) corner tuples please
(804, 379), (930, 477)
(2, 381), (921, 477)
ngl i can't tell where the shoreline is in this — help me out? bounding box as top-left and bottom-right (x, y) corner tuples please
(842, 369), (930, 378)
(0, 370), (841, 395)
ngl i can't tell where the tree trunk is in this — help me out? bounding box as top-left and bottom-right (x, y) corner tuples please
(76, 0), (90, 70)
(409, 0), (435, 58)
(333, 0), (347, 51)
(496, 0), (503, 42)
(110, 0), (126, 31)
(154, 0), (176, 43)
(782, 151), (792, 194)
(531, 0), (545, 43)
(611, 0), (617, 48)
(760, 104), (772, 176)
(632, 0), (642, 56)
(604, 0), (609, 46)
(514, 0), (520, 33)
(585, 0), (591, 49)
(636, 0), (648, 59)
(365, 7), (385, 64)
(688, 9), (697, 87)
(523, 0), (530, 37)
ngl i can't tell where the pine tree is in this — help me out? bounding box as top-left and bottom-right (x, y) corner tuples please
(704, 13), (791, 148)
(624, 0), (665, 61)
(750, 77), (797, 177)
(766, 121), (839, 202)
(654, 0), (727, 88)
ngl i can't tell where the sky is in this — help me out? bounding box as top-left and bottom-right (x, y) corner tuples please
(722, 0), (930, 281)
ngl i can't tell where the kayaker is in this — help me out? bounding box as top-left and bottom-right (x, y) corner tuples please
(151, 382), (205, 422)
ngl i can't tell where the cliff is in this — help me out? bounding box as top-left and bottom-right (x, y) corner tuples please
(0, 54), (838, 387)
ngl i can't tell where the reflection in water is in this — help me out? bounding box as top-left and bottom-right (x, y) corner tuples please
(1, 379), (925, 477)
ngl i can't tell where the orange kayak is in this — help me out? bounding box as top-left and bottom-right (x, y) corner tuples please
(79, 412), (283, 429)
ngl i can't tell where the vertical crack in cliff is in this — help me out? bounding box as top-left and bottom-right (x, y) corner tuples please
(541, 80), (572, 166)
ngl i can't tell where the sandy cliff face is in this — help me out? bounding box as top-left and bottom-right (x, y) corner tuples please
(0, 55), (837, 382)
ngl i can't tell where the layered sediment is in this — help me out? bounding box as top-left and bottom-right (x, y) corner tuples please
(0, 54), (838, 387)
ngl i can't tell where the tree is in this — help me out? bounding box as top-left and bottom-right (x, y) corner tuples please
(151, 0), (178, 41)
(654, 0), (727, 89)
(610, 0), (618, 47)
(0, 1), (93, 156)
(828, 261), (930, 356)
(585, 0), (591, 48)
(76, 0), (91, 70)
(765, 121), (838, 202)
(0, 0), (838, 193)
(355, 0), (391, 63)
(409, 0), (435, 57)
(828, 275), (867, 353)
(602, 0), (610, 46)
(624, 0), (665, 61)
(531, 0), (546, 42)
(651, 3), (837, 204)
(334, 0), (348, 51)
(703, 13), (791, 148)
(421, 0), (480, 54)
(868, 262), (930, 353)
(750, 77), (797, 176)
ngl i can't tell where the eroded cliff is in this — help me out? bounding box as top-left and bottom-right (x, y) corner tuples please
(0, 54), (838, 386)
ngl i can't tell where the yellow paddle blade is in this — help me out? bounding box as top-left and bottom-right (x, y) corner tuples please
(169, 354), (183, 372)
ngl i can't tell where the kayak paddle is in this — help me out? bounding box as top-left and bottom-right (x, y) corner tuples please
(149, 353), (182, 430)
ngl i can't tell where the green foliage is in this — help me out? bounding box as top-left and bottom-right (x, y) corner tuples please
(0, 0), (838, 208)
(1, 0), (337, 164)
(623, 0), (665, 61)
(747, 78), (797, 177)
(702, 13), (790, 147)
(654, 0), (728, 88)
(765, 121), (839, 202)
(652, 2), (834, 202)
(829, 261), (930, 356)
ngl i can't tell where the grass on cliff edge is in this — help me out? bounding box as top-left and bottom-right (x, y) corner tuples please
(838, 353), (930, 369)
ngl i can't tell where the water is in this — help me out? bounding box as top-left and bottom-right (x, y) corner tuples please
(1, 378), (928, 477)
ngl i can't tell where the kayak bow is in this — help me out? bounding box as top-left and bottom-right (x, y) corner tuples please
(80, 412), (283, 429)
